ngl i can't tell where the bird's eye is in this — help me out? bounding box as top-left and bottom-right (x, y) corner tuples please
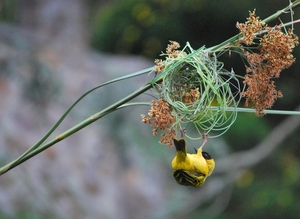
(202, 151), (212, 159)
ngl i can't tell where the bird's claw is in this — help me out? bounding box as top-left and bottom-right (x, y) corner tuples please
(200, 132), (208, 148)
(180, 128), (186, 138)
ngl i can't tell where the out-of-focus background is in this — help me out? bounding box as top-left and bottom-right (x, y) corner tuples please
(1, 0), (300, 218)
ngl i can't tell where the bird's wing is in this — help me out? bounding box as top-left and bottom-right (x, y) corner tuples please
(173, 169), (206, 187)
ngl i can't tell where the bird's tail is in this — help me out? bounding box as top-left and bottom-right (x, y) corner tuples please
(173, 138), (187, 153)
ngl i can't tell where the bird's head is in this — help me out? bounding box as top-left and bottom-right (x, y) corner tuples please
(194, 147), (215, 176)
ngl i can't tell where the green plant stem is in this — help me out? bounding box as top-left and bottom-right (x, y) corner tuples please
(0, 67), (153, 174)
(208, 0), (300, 52)
(0, 83), (153, 175)
(1, 1), (300, 175)
(263, 0), (300, 24)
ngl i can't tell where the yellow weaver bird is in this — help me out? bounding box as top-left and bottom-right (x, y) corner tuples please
(171, 137), (215, 187)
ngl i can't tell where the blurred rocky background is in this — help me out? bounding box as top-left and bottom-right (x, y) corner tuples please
(0, 0), (300, 219)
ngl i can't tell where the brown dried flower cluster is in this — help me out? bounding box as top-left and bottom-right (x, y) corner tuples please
(182, 88), (200, 104)
(141, 88), (200, 146)
(154, 41), (183, 74)
(236, 10), (265, 45)
(154, 59), (165, 74)
(141, 98), (176, 146)
(237, 11), (299, 116)
(166, 40), (181, 54)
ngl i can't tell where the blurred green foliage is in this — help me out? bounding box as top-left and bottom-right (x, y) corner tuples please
(225, 113), (270, 150)
(223, 149), (300, 219)
(91, 0), (290, 58)
(0, 0), (16, 22)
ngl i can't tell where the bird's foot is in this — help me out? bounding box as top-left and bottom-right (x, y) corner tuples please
(200, 132), (208, 148)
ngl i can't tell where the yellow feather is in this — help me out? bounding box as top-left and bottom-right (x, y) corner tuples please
(171, 138), (215, 187)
